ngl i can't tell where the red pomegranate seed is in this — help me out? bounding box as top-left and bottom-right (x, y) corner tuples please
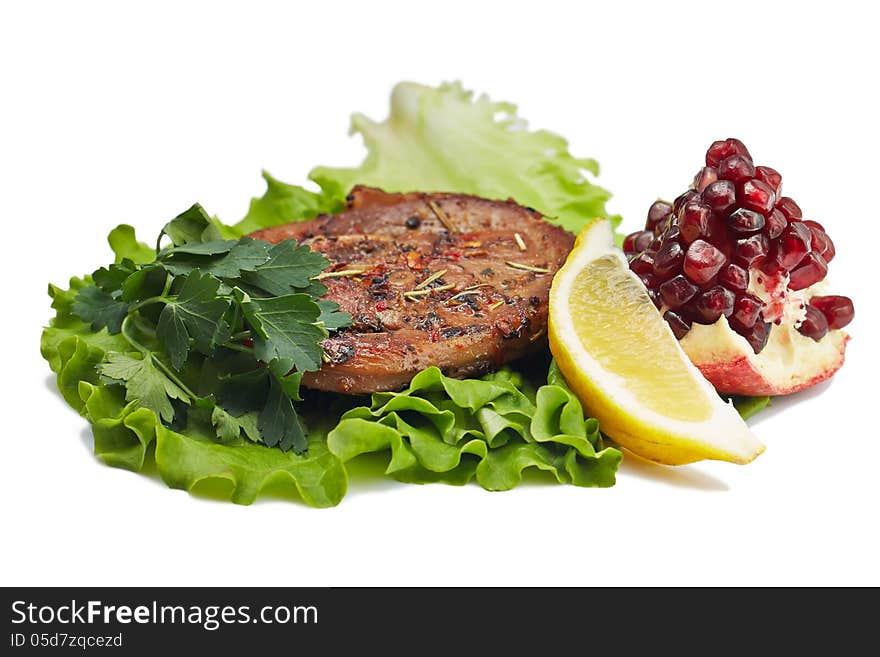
(647, 288), (662, 309)
(755, 165), (782, 194)
(701, 180), (737, 215)
(706, 138), (752, 167)
(727, 208), (766, 233)
(692, 285), (736, 324)
(659, 275), (699, 309)
(788, 253), (828, 290)
(809, 295), (854, 329)
(717, 155), (756, 183)
(672, 190), (698, 218)
(680, 201), (710, 243)
(822, 235), (836, 263)
(802, 220), (833, 259)
(646, 200), (673, 231)
(653, 241), (685, 279)
(775, 222), (811, 270)
(663, 310), (691, 339)
(630, 251), (656, 276)
(734, 233), (769, 266)
(692, 167), (718, 193)
(763, 208), (788, 239)
(639, 272), (661, 289)
(732, 293), (763, 328)
(798, 305), (829, 341)
(683, 239), (727, 285)
(737, 179), (776, 215)
(775, 196), (803, 221)
(661, 225), (682, 246)
(718, 263), (748, 291)
(623, 230), (655, 254)
(745, 321), (772, 354)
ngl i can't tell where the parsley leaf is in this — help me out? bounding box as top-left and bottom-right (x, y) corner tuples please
(241, 293), (326, 373)
(317, 299), (351, 331)
(68, 202), (353, 454)
(211, 406), (261, 444)
(156, 270), (231, 369)
(241, 239), (329, 296)
(259, 375), (307, 452)
(92, 259), (138, 295)
(99, 352), (189, 423)
(159, 203), (225, 247)
(72, 286), (130, 333)
(163, 239), (239, 256)
(161, 238), (271, 279)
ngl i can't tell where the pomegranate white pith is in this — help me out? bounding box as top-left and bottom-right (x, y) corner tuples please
(623, 138), (854, 396)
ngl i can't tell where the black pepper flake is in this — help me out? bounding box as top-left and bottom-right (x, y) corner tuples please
(405, 216), (421, 229)
(440, 327), (464, 339)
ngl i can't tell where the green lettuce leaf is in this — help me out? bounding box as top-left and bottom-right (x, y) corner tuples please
(327, 365), (621, 490)
(238, 82), (619, 235)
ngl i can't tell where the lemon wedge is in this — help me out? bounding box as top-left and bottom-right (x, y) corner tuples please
(548, 218), (765, 465)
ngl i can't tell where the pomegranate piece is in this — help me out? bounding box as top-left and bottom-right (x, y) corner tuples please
(653, 240), (685, 279)
(763, 208), (788, 239)
(659, 274), (699, 309)
(629, 137), (852, 392)
(691, 285), (736, 324)
(646, 200), (673, 231)
(717, 155), (756, 183)
(623, 229), (654, 254)
(775, 196), (803, 221)
(727, 208), (766, 233)
(798, 305), (829, 341)
(663, 310), (691, 339)
(788, 253), (828, 291)
(692, 167), (718, 193)
(679, 201), (710, 243)
(775, 222), (811, 270)
(706, 138), (752, 167)
(732, 293), (763, 329)
(737, 179), (776, 215)
(701, 180), (737, 215)
(810, 295), (854, 329)
(755, 165), (782, 194)
(683, 239), (727, 285)
(734, 233), (769, 266)
(718, 263), (748, 292)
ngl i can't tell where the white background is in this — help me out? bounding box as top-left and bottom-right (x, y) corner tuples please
(2, 1), (878, 586)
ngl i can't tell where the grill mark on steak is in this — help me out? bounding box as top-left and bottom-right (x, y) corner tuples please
(249, 186), (574, 394)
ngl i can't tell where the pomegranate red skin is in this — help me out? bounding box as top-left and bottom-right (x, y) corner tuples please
(693, 341), (848, 396)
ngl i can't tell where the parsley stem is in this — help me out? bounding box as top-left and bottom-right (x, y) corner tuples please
(228, 331), (251, 341)
(128, 295), (172, 314)
(120, 315), (198, 401)
(222, 342), (253, 354)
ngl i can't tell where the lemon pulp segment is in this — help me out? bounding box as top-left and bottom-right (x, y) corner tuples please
(567, 254), (713, 422)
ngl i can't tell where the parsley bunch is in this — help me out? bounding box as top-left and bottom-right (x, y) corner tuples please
(71, 205), (350, 453)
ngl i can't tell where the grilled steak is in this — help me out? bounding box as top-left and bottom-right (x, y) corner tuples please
(249, 186), (574, 393)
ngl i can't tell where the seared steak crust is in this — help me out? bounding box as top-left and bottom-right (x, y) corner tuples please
(249, 186), (574, 393)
